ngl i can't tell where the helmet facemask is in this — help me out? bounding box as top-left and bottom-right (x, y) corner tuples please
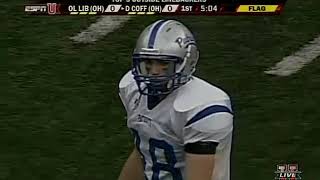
(132, 54), (185, 96)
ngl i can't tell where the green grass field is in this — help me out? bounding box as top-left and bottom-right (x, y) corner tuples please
(2, 0), (320, 179)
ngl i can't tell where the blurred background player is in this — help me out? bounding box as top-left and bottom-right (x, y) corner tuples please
(118, 19), (234, 180)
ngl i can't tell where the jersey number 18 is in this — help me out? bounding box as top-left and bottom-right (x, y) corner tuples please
(131, 129), (183, 180)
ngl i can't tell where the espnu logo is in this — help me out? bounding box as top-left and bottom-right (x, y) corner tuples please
(25, 3), (61, 15)
(275, 164), (302, 180)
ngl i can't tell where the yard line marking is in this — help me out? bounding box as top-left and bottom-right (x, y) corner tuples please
(265, 35), (320, 76)
(70, 16), (131, 43)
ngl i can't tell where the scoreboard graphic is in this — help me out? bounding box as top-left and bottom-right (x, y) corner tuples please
(25, 0), (287, 15)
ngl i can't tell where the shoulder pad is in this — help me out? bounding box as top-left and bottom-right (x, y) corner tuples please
(119, 70), (135, 89)
(173, 77), (231, 112)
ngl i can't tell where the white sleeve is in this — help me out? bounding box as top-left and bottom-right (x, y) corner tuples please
(183, 105), (233, 145)
(118, 92), (128, 112)
(118, 71), (135, 113)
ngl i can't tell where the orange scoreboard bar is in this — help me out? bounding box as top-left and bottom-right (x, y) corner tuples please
(24, 0), (287, 15)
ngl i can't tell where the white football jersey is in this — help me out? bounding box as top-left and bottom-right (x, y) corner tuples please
(119, 71), (234, 180)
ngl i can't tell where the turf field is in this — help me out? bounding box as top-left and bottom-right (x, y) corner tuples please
(2, 0), (320, 179)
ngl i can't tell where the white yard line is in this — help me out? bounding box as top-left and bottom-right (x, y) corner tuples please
(70, 16), (131, 43)
(265, 35), (320, 76)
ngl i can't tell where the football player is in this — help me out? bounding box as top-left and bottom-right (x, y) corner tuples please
(118, 19), (233, 180)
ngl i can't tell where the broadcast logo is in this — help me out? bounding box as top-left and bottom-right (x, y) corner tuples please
(275, 164), (302, 180)
(25, 5), (46, 12)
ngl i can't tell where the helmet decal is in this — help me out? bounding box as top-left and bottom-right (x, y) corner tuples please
(175, 36), (196, 49)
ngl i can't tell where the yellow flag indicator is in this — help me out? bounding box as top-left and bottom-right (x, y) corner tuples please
(237, 5), (279, 12)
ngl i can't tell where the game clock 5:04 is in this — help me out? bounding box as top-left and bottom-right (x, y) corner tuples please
(200, 5), (218, 12)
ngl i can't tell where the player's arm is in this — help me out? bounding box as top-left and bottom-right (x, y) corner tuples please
(185, 152), (215, 180)
(185, 141), (217, 180)
(118, 147), (145, 180)
(183, 103), (234, 180)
